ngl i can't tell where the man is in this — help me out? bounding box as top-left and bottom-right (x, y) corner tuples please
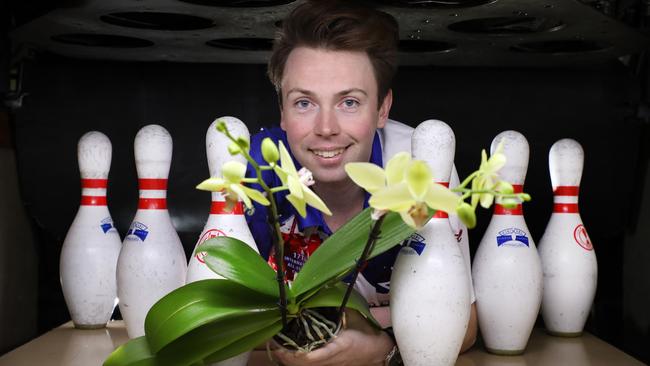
(246, 1), (477, 364)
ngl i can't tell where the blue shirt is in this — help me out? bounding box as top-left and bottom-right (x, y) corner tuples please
(246, 126), (401, 306)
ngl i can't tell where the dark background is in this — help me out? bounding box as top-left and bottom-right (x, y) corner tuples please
(4, 54), (649, 363)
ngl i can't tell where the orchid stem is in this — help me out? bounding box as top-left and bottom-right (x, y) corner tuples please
(338, 215), (386, 321)
(222, 127), (288, 329)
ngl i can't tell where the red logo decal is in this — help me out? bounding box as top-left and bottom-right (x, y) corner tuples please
(573, 224), (593, 251)
(196, 229), (226, 263)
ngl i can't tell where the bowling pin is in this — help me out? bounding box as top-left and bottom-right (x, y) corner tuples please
(187, 117), (259, 283)
(60, 131), (122, 329)
(117, 124), (187, 338)
(186, 117), (259, 366)
(450, 166), (476, 304)
(391, 120), (471, 366)
(472, 130), (543, 355)
(539, 139), (597, 336)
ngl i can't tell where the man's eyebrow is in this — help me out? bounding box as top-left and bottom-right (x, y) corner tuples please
(285, 88), (368, 97)
(285, 88), (314, 97)
(337, 88), (368, 97)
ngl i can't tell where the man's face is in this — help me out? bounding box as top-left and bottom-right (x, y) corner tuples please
(280, 47), (392, 185)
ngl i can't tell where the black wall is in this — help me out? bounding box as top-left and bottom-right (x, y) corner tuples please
(10, 56), (650, 363)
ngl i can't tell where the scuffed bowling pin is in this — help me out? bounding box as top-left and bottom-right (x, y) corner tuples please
(472, 130), (543, 355)
(391, 120), (471, 366)
(539, 139), (597, 336)
(117, 124), (187, 338)
(186, 117), (259, 366)
(60, 131), (122, 329)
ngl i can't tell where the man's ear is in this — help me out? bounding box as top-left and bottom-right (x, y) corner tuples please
(280, 110), (286, 131)
(377, 89), (393, 129)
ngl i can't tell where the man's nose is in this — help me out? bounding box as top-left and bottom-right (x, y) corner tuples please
(314, 108), (340, 136)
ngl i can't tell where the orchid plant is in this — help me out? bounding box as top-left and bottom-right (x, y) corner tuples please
(104, 121), (529, 366)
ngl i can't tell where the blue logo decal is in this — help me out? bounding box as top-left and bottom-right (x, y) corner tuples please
(126, 221), (149, 242)
(100, 217), (116, 234)
(496, 228), (529, 247)
(403, 233), (426, 255)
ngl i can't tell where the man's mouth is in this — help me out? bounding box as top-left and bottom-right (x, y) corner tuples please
(311, 147), (346, 158)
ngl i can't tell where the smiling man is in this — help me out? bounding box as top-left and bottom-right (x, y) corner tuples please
(246, 1), (477, 365)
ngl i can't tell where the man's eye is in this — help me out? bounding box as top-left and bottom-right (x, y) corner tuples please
(342, 99), (359, 109)
(296, 100), (311, 109)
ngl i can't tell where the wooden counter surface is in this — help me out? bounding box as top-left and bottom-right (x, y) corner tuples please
(0, 321), (644, 365)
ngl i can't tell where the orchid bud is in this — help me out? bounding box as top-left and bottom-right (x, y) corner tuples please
(500, 196), (519, 209)
(228, 142), (241, 155)
(237, 136), (250, 150)
(261, 138), (279, 163)
(216, 120), (228, 133)
(497, 181), (514, 195)
(456, 202), (476, 229)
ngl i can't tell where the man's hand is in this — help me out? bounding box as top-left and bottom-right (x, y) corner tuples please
(272, 310), (394, 366)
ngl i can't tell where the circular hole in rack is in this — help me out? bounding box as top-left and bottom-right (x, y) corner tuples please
(510, 40), (610, 54)
(51, 33), (154, 48)
(399, 40), (456, 53)
(373, 0), (494, 8)
(100, 12), (214, 30)
(448, 16), (564, 34)
(206, 38), (274, 51)
(178, 0), (295, 7)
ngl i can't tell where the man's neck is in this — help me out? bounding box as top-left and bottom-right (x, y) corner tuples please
(313, 179), (365, 233)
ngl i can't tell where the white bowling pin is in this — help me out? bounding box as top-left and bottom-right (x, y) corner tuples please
(186, 117), (258, 366)
(391, 120), (471, 366)
(187, 117), (259, 283)
(472, 130), (543, 355)
(117, 124), (187, 338)
(539, 139), (597, 336)
(60, 131), (122, 329)
(449, 166), (476, 304)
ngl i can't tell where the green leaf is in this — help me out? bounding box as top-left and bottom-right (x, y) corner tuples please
(104, 336), (156, 366)
(199, 236), (281, 298)
(204, 321), (282, 363)
(291, 208), (415, 297)
(302, 282), (379, 329)
(145, 279), (278, 354)
(155, 311), (281, 366)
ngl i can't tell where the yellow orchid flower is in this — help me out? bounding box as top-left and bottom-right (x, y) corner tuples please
(196, 161), (270, 211)
(346, 153), (460, 229)
(273, 141), (332, 218)
(471, 141), (509, 209)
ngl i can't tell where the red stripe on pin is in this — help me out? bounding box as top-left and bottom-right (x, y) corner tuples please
(554, 203), (579, 213)
(494, 204), (523, 215)
(139, 179), (168, 190)
(138, 198), (167, 210)
(211, 201), (244, 215)
(81, 195), (107, 206)
(81, 179), (108, 189)
(436, 182), (450, 188)
(512, 184), (524, 194)
(554, 186), (579, 196)
(433, 211), (449, 219)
